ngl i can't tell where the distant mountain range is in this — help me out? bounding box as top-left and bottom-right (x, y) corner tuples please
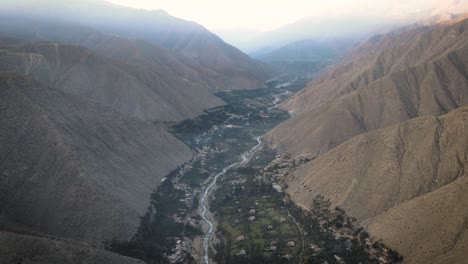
(252, 39), (352, 63)
(2, 0), (273, 93)
(251, 38), (356, 76)
(219, 0), (468, 54)
(248, 12), (468, 78)
(227, 16), (396, 54)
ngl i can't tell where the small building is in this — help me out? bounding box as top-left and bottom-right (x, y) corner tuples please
(236, 235), (245, 241)
(268, 246), (277, 251)
(287, 241), (295, 247)
(236, 249), (247, 256)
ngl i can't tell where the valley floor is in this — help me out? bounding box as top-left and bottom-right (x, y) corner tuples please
(108, 77), (402, 264)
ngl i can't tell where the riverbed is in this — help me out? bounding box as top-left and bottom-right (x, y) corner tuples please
(200, 136), (263, 264)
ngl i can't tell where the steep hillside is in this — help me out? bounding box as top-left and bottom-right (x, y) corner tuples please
(269, 17), (468, 156)
(1, 0), (272, 91)
(0, 230), (144, 264)
(0, 40), (223, 122)
(0, 75), (193, 242)
(281, 17), (468, 116)
(369, 176), (468, 264)
(266, 16), (468, 263)
(281, 108), (468, 263)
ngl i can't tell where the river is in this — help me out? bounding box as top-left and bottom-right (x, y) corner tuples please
(200, 136), (263, 264)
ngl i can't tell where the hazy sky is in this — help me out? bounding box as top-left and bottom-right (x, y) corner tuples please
(106, 0), (454, 31)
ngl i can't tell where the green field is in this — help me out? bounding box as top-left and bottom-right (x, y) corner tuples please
(211, 149), (303, 263)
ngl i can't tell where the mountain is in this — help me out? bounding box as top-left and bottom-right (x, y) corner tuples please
(217, 1), (468, 55)
(0, 74), (192, 242)
(225, 15), (404, 53)
(0, 1), (273, 260)
(270, 17), (468, 155)
(267, 16), (468, 263)
(252, 38), (355, 76)
(0, 230), (144, 264)
(0, 38), (223, 122)
(1, 0), (272, 91)
(253, 39), (352, 63)
(414, 12), (460, 27)
(280, 108), (468, 264)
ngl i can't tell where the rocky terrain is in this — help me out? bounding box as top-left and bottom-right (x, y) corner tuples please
(281, 108), (468, 261)
(0, 230), (144, 264)
(0, 74), (193, 243)
(1, 0), (273, 92)
(270, 17), (468, 156)
(267, 16), (468, 263)
(0, 39), (222, 121)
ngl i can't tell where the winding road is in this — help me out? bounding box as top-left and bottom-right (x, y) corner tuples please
(199, 136), (263, 264)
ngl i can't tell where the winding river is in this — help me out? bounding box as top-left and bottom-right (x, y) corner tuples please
(200, 136), (263, 264)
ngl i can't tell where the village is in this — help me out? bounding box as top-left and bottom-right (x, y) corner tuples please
(107, 78), (401, 264)
(208, 146), (402, 263)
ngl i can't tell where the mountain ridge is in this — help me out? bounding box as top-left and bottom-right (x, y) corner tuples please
(267, 15), (468, 263)
(0, 39), (223, 122)
(1, 0), (273, 92)
(269, 17), (468, 157)
(277, 106), (468, 264)
(0, 74), (193, 243)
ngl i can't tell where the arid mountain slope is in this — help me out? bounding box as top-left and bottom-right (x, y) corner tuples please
(281, 17), (468, 116)
(269, 18), (468, 156)
(0, 230), (144, 264)
(1, 0), (273, 91)
(0, 75), (192, 242)
(282, 108), (468, 263)
(368, 176), (468, 264)
(0, 16), (261, 93)
(267, 16), (468, 263)
(0, 40), (223, 121)
(81, 0), (274, 90)
(122, 13), (273, 91)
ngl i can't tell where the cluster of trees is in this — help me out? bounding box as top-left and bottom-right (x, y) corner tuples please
(106, 180), (192, 263)
(286, 195), (403, 263)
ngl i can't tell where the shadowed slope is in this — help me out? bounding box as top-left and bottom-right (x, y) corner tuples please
(0, 230), (145, 264)
(0, 0), (273, 91)
(0, 40), (223, 121)
(0, 75), (192, 242)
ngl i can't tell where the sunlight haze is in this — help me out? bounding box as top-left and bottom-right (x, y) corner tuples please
(1, 0), (468, 263)
(107, 0), (451, 31)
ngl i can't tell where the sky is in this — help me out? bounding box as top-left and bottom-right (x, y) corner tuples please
(105, 0), (455, 32)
